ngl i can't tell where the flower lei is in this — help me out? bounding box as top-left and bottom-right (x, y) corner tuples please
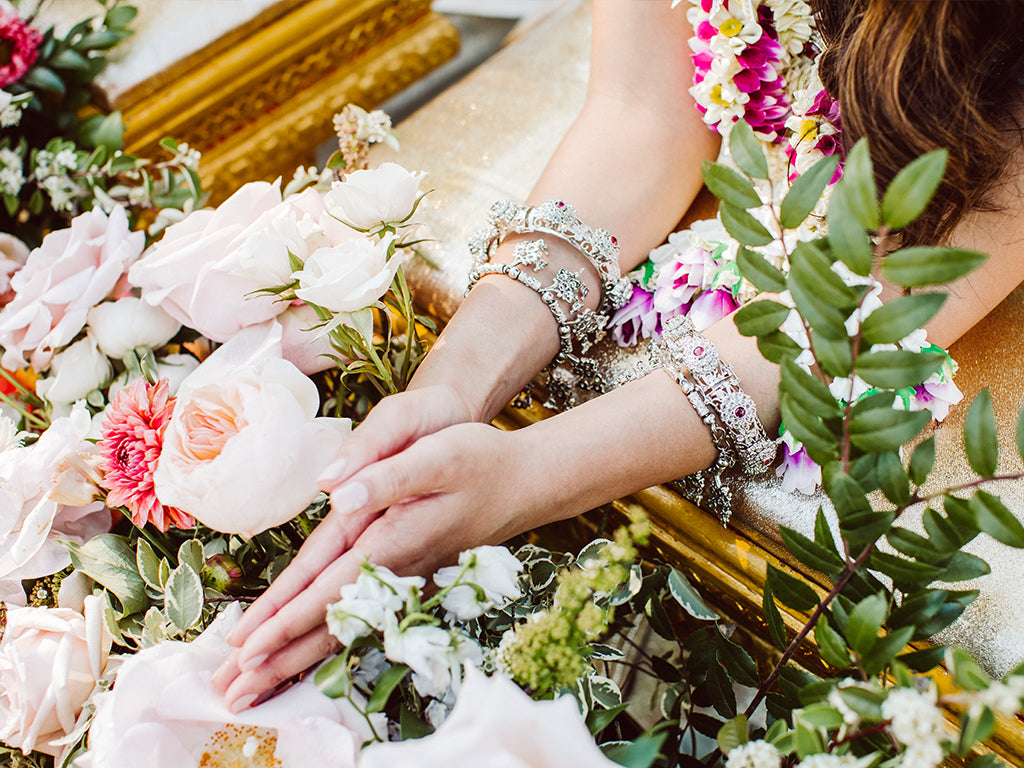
(608, 0), (962, 494)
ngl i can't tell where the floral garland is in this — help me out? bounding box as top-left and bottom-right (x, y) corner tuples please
(609, 0), (961, 494)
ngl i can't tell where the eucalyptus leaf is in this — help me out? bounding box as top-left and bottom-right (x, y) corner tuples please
(702, 161), (762, 209)
(881, 246), (987, 287)
(881, 149), (947, 231)
(964, 389), (998, 478)
(717, 715), (750, 756)
(859, 293), (947, 346)
(720, 202), (774, 246)
(729, 120), (769, 179)
(65, 534), (147, 615)
(736, 246), (787, 293)
(781, 154), (839, 230)
(164, 565), (203, 633)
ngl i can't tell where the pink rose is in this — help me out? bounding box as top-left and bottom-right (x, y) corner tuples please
(128, 182), (357, 344)
(0, 206), (143, 371)
(0, 232), (29, 307)
(153, 322), (350, 537)
(359, 667), (620, 767)
(0, 597), (110, 757)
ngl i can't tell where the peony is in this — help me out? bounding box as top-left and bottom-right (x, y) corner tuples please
(34, 334), (111, 409)
(0, 12), (41, 88)
(0, 403), (112, 605)
(76, 604), (378, 768)
(358, 666), (620, 767)
(294, 234), (399, 315)
(86, 296), (180, 360)
(152, 322), (350, 537)
(323, 162), (425, 232)
(0, 597), (110, 757)
(128, 182), (356, 344)
(0, 206), (143, 370)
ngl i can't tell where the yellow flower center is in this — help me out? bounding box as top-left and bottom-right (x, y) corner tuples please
(798, 118), (818, 142)
(710, 85), (729, 106)
(200, 725), (281, 768)
(720, 19), (744, 37)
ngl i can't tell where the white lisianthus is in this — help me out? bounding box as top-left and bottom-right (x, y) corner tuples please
(324, 163), (426, 232)
(294, 234), (399, 316)
(87, 296), (181, 359)
(35, 334), (111, 408)
(724, 739), (782, 768)
(326, 566), (425, 646)
(434, 546), (524, 621)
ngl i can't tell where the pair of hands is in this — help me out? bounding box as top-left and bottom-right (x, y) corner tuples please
(210, 385), (538, 712)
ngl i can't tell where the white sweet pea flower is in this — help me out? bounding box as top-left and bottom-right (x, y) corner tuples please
(434, 546), (524, 621)
(87, 296), (181, 359)
(324, 163), (426, 233)
(383, 620), (482, 699)
(326, 565), (425, 646)
(35, 334), (111, 409)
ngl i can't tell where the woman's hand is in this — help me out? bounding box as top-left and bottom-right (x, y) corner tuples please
(211, 421), (542, 712)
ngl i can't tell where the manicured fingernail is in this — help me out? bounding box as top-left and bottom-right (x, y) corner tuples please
(241, 653), (267, 672)
(230, 693), (258, 714)
(331, 482), (368, 514)
(318, 458), (348, 490)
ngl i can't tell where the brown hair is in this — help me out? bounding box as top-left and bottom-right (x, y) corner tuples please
(812, 0), (1024, 245)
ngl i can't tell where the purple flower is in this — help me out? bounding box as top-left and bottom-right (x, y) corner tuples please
(910, 381), (963, 422)
(609, 285), (660, 347)
(653, 248), (714, 315)
(688, 288), (738, 331)
(776, 442), (820, 495)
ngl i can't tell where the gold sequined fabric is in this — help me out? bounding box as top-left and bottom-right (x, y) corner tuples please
(390, 0), (1024, 674)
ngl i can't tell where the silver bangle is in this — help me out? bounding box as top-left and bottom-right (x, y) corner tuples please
(468, 199), (632, 315)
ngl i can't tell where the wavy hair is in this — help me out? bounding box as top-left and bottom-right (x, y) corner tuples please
(812, 0), (1024, 245)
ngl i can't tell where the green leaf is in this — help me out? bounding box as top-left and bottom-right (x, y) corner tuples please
(949, 647), (992, 692)
(702, 161), (762, 209)
(899, 645), (946, 672)
(86, 111), (126, 152)
(827, 202), (874, 277)
(667, 568), (718, 620)
(876, 451), (911, 506)
(733, 300), (790, 337)
(781, 358), (843, 420)
(971, 490), (1024, 548)
(729, 121), (769, 179)
(602, 733), (666, 768)
(964, 389), (998, 477)
(810, 329), (853, 378)
(970, 754), (1008, 768)
(763, 583), (787, 648)
(719, 202), (774, 246)
(922, 506), (965, 550)
(849, 407), (931, 453)
(717, 637), (759, 687)
(780, 394), (838, 465)
(706, 659), (737, 717)
(841, 509), (896, 551)
(164, 565), (203, 633)
(846, 593), (888, 655)
(104, 4), (139, 27)
(789, 240), (859, 309)
(178, 539), (204, 575)
(136, 539), (163, 591)
(832, 139), (878, 229)
(859, 293), (947, 346)
(889, 589), (948, 630)
(65, 534), (147, 615)
(886, 527), (937, 560)
(882, 246), (987, 287)
(587, 702), (629, 736)
(717, 715), (749, 756)
(945, 494), (981, 535)
(794, 719), (825, 760)
(870, 551), (941, 589)
(315, 654), (352, 697)
(780, 525), (844, 576)
(860, 625), (915, 675)
(795, 703), (845, 730)
(788, 277), (848, 342)
(837, 685), (884, 720)
(909, 437), (936, 486)
(366, 663), (410, 713)
(824, 469), (871, 518)
(881, 149), (947, 230)
(781, 155), (839, 229)
(399, 705), (435, 739)
(736, 246), (787, 293)
(815, 616), (852, 668)
(756, 331), (802, 365)
(939, 551), (991, 583)
(856, 350), (945, 391)
(50, 48), (92, 72)
(78, 29), (125, 50)
(814, 507), (840, 554)
(766, 564), (819, 612)
(24, 65), (65, 94)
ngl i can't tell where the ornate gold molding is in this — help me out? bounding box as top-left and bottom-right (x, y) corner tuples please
(121, 0), (459, 202)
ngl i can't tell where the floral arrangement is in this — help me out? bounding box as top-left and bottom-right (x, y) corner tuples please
(0, 0), (203, 250)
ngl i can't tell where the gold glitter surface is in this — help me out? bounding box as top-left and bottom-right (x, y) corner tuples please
(395, 0), (1024, 673)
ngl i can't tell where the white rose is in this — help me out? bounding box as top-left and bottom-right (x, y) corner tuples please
(324, 163), (425, 232)
(0, 597), (110, 757)
(358, 667), (621, 768)
(293, 234), (399, 314)
(87, 297), (180, 359)
(153, 322), (350, 537)
(35, 334), (111, 408)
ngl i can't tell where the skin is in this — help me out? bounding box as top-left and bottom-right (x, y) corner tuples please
(211, 0), (1024, 711)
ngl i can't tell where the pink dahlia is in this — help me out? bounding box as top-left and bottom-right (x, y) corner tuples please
(0, 13), (41, 89)
(98, 378), (194, 532)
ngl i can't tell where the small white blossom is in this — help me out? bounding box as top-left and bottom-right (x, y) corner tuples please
(828, 679), (866, 728)
(796, 755), (848, 768)
(54, 149), (78, 173)
(974, 676), (1024, 716)
(325, 565), (425, 646)
(0, 148), (23, 196)
(898, 739), (943, 768)
(434, 546), (524, 621)
(725, 739), (782, 768)
(882, 685), (945, 747)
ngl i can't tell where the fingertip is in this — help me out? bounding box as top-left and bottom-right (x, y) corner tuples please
(317, 457), (348, 490)
(211, 654), (240, 694)
(329, 481), (369, 515)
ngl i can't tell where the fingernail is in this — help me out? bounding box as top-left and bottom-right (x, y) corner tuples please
(211, 661), (235, 692)
(318, 458), (348, 490)
(331, 482), (368, 514)
(241, 653), (267, 672)
(230, 693), (258, 714)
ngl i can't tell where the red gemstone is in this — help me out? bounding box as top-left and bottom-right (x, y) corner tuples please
(611, 236), (618, 245)
(556, 201), (566, 209)
(694, 346), (704, 356)
(735, 407), (746, 418)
